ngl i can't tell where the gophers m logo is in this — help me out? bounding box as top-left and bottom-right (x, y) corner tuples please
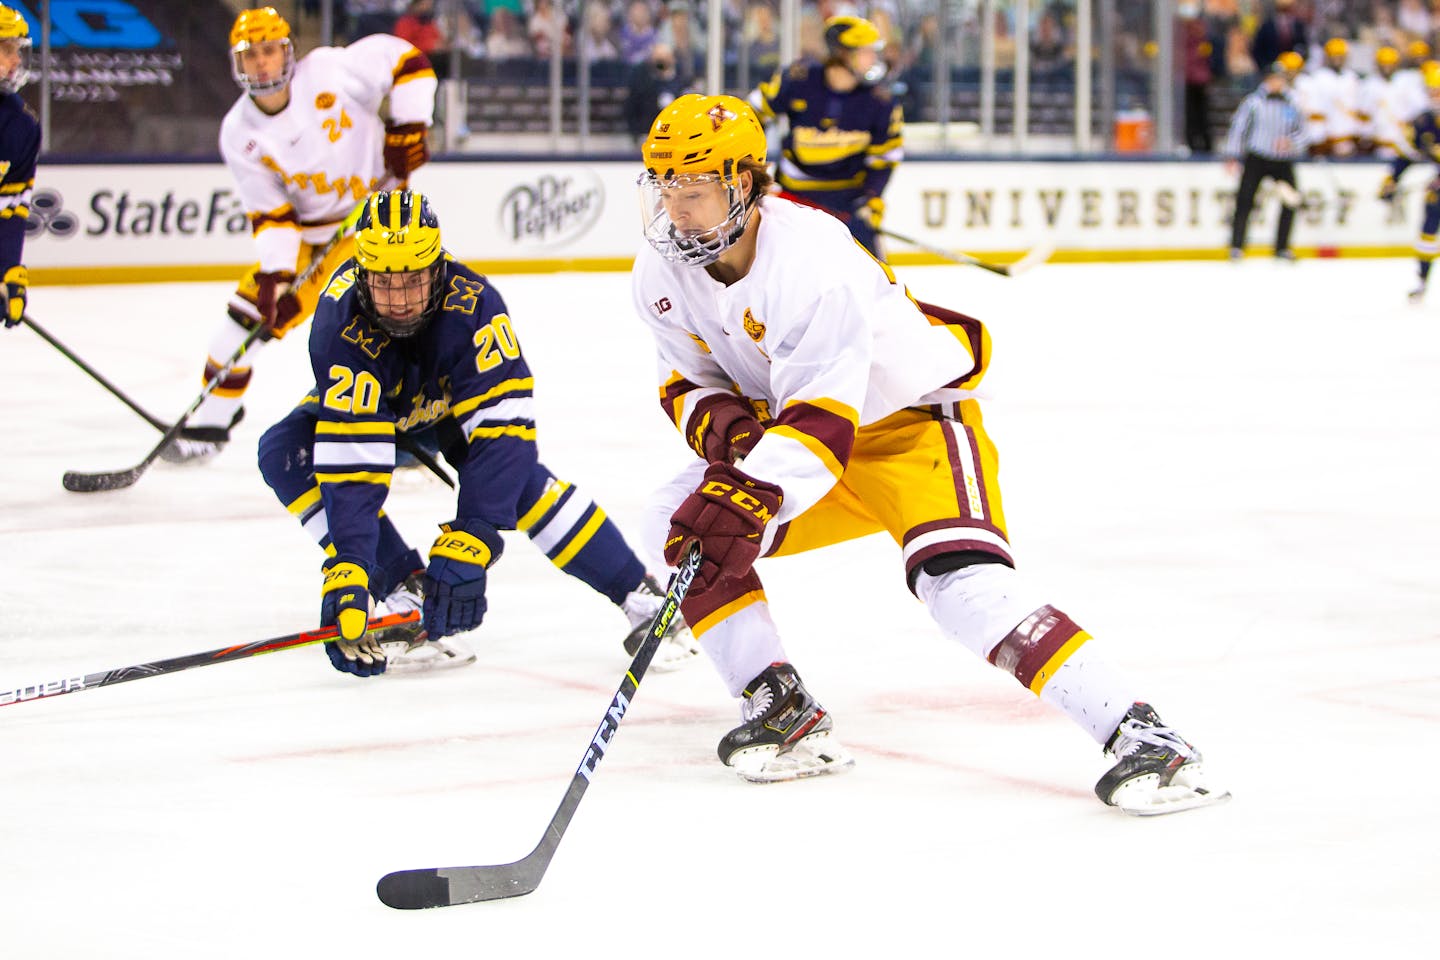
(315, 92), (336, 109)
(707, 103), (734, 130)
(742, 308), (765, 342)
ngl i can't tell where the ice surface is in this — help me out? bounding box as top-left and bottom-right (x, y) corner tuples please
(1, 257), (1436, 957)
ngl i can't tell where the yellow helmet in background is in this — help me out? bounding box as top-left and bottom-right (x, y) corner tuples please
(642, 94), (767, 184)
(352, 190), (445, 337)
(824, 15), (881, 56)
(0, 4), (32, 94)
(229, 7), (294, 96)
(1323, 37), (1348, 60)
(1408, 40), (1431, 62)
(1276, 50), (1304, 75)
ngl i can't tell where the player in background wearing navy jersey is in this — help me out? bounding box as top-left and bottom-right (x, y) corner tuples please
(0, 5), (38, 332)
(749, 15), (901, 260)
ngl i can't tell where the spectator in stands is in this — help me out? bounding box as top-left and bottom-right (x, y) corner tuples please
(744, 0), (782, 75)
(579, 0), (622, 61)
(529, 0), (574, 59)
(1251, 0), (1308, 73)
(1225, 21), (1258, 81)
(348, 0), (400, 42)
(620, 0), (660, 65)
(658, 2), (705, 80)
(1181, 2), (1215, 154)
(623, 42), (690, 144)
(1030, 11), (1068, 71)
(1397, 0), (1432, 40)
(393, 0), (444, 57)
(486, 7), (533, 60)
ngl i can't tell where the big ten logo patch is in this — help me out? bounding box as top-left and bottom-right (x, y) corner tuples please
(24, 189), (80, 239)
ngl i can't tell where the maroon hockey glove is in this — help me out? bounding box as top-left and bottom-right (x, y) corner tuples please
(664, 462), (782, 598)
(687, 393), (765, 464)
(255, 270), (301, 336)
(383, 122), (430, 181)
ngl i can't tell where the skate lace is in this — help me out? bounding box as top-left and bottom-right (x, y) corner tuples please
(1111, 718), (1194, 761)
(741, 681), (774, 722)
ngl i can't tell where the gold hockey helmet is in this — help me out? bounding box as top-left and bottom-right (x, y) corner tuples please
(642, 94), (767, 184)
(353, 190), (445, 337)
(0, 4), (31, 94)
(229, 7), (294, 96)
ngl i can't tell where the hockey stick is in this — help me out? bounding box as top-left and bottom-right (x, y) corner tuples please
(878, 226), (1056, 277)
(773, 189), (1052, 277)
(376, 543), (703, 909)
(21, 315), (172, 432)
(61, 219), (358, 494)
(60, 322), (268, 492)
(0, 611), (420, 708)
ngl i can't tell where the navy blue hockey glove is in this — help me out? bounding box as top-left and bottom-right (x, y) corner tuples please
(320, 557), (386, 677)
(423, 519), (504, 639)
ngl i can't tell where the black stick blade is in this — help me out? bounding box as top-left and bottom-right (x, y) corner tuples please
(377, 864), (541, 909)
(62, 467), (144, 493)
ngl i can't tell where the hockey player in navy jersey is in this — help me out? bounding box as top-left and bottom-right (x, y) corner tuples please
(257, 189), (697, 676)
(749, 15), (902, 260)
(0, 5), (38, 330)
(1381, 63), (1440, 301)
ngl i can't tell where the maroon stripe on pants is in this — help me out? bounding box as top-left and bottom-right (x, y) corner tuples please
(986, 604), (1082, 688)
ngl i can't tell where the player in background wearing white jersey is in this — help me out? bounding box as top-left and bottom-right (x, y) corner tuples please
(163, 6), (436, 462)
(630, 94), (1229, 814)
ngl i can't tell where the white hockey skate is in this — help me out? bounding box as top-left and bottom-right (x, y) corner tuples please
(1095, 703), (1230, 816)
(374, 571), (476, 675)
(159, 408), (244, 464)
(621, 575), (701, 671)
(719, 663), (855, 783)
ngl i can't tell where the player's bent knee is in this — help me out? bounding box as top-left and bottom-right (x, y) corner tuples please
(914, 558), (1049, 661)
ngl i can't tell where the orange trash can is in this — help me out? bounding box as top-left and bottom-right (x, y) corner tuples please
(1114, 109), (1153, 153)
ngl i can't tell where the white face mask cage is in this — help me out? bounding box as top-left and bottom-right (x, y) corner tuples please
(637, 172), (753, 268)
(231, 38), (295, 96)
(0, 37), (30, 94)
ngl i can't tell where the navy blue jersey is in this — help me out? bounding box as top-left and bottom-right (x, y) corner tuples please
(1390, 109), (1440, 182)
(0, 92), (40, 271)
(752, 60), (903, 200)
(304, 255), (536, 565)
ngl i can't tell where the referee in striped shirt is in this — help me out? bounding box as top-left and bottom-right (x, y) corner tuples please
(1224, 62), (1310, 261)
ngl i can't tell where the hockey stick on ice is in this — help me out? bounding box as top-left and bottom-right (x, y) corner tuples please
(61, 217), (359, 494)
(878, 226), (1056, 277)
(21, 315), (172, 432)
(60, 322), (268, 492)
(375, 543), (703, 909)
(0, 611), (420, 708)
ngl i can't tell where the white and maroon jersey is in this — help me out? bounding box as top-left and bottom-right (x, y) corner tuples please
(219, 33), (436, 273)
(1360, 72), (1417, 157)
(631, 195), (983, 524)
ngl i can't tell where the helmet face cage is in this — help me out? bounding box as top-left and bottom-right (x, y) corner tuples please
(353, 189), (446, 337)
(355, 260), (444, 338)
(824, 16), (886, 84)
(638, 171), (753, 267)
(229, 8), (294, 96)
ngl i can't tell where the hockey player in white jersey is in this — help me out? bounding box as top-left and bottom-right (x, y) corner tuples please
(630, 94), (1229, 815)
(1358, 46), (1410, 157)
(163, 6), (436, 462)
(1307, 37), (1361, 156)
